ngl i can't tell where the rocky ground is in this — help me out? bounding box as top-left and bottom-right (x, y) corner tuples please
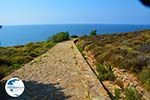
(1, 40), (109, 100)
(84, 50), (150, 100)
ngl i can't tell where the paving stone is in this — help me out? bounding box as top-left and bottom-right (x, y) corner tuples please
(2, 41), (109, 100)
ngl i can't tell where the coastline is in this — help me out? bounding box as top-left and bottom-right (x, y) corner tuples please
(0, 24), (150, 47)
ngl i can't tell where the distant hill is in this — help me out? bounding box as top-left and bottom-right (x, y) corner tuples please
(0, 25), (2, 29)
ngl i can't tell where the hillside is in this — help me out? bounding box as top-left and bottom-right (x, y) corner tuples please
(0, 41), (109, 100)
(0, 32), (70, 79)
(0, 41), (56, 79)
(76, 30), (150, 99)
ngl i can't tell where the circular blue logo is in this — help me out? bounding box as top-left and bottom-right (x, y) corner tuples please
(5, 77), (25, 97)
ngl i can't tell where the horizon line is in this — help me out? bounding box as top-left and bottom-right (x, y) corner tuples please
(1, 23), (150, 26)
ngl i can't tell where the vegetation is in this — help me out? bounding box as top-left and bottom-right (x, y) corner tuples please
(0, 31), (72, 79)
(49, 32), (70, 42)
(114, 89), (121, 100)
(139, 67), (150, 91)
(90, 29), (97, 36)
(71, 35), (79, 38)
(124, 87), (141, 100)
(97, 64), (115, 81)
(76, 30), (150, 92)
(0, 41), (56, 79)
(114, 87), (141, 100)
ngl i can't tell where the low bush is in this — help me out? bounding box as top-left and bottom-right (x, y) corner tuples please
(71, 35), (78, 38)
(50, 32), (70, 42)
(97, 64), (115, 81)
(132, 55), (150, 72)
(90, 29), (97, 36)
(114, 89), (121, 100)
(139, 67), (150, 91)
(138, 42), (150, 53)
(124, 87), (141, 100)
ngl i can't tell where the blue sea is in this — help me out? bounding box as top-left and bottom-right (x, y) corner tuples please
(0, 24), (150, 47)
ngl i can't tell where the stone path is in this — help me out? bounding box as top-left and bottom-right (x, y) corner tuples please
(1, 41), (109, 100)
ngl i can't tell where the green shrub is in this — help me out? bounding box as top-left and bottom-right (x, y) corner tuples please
(29, 51), (39, 57)
(12, 63), (21, 69)
(77, 45), (83, 53)
(76, 45), (86, 57)
(97, 64), (115, 81)
(124, 87), (141, 100)
(71, 35), (78, 38)
(114, 89), (121, 100)
(139, 67), (150, 91)
(90, 29), (97, 36)
(0, 57), (11, 66)
(50, 32), (70, 42)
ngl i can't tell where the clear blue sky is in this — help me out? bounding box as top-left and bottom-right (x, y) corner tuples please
(0, 0), (150, 25)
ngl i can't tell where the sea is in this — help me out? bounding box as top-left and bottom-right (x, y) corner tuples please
(0, 24), (150, 47)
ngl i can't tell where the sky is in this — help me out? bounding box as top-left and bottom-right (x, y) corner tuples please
(0, 0), (150, 25)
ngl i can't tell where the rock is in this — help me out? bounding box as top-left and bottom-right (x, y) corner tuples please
(120, 69), (126, 72)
